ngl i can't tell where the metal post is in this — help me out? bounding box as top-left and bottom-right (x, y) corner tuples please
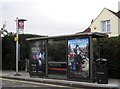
(98, 38), (100, 58)
(0, 31), (2, 89)
(45, 40), (48, 77)
(90, 36), (94, 81)
(14, 17), (20, 76)
(0, 31), (2, 71)
(0, 23), (8, 88)
(25, 58), (27, 72)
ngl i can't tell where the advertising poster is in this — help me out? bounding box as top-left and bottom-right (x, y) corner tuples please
(68, 38), (90, 78)
(30, 41), (45, 74)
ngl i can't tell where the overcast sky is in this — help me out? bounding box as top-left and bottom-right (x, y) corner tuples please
(0, 0), (120, 36)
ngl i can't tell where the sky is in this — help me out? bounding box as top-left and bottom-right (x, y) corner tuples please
(0, 0), (120, 36)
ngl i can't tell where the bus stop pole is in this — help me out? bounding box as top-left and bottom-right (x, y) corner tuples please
(14, 17), (20, 76)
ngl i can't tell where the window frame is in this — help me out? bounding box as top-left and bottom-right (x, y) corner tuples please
(101, 20), (111, 33)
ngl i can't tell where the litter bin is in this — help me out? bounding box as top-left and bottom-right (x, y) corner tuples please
(96, 58), (108, 84)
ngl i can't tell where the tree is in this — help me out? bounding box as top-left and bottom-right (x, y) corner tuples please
(2, 33), (43, 70)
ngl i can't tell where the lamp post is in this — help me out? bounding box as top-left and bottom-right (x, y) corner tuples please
(14, 17), (27, 76)
(0, 22), (8, 82)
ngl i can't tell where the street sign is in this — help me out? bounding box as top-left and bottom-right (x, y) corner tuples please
(18, 20), (24, 34)
(14, 37), (18, 42)
(18, 20), (24, 29)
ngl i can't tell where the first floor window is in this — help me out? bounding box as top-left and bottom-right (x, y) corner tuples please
(101, 20), (110, 33)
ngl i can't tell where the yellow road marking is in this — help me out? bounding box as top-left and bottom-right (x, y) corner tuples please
(0, 78), (83, 89)
(12, 82), (16, 83)
(33, 86), (38, 87)
(0, 78), (69, 88)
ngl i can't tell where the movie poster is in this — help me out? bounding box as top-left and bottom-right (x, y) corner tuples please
(30, 41), (45, 74)
(68, 38), (90, 78)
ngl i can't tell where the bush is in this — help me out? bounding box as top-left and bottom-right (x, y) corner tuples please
(94, 35), (120, 79)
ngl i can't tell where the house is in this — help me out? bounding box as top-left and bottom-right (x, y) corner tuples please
(90, 8), (120, 37)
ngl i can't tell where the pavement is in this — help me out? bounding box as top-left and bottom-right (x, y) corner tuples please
(0, 70), (120, 89)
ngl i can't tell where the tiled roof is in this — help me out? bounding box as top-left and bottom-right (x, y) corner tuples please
(76, 27), (91, 34)
(116, 11), (120, 18)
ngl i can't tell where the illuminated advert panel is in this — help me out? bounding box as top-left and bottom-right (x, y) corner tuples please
(30, 40), (46, 74)
(68, 37), (90, 78)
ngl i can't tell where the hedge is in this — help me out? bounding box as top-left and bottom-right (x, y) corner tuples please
(93, 35), (120, 79)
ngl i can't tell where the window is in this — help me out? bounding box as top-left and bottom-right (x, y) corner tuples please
(101, 20), (110, 33)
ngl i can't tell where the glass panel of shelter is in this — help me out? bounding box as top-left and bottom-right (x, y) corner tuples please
(47, 39), (67, 79)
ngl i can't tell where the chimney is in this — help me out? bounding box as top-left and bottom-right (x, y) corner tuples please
(91, 19), (94, 24)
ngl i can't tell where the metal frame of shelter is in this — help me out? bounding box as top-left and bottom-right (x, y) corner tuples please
(26, 32), (108, 82)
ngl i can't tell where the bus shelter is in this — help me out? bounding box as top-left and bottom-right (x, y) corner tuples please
(26, 32), (108, 82)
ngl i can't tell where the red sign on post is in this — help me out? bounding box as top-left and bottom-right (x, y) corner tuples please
(18, 20), (24, 29)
